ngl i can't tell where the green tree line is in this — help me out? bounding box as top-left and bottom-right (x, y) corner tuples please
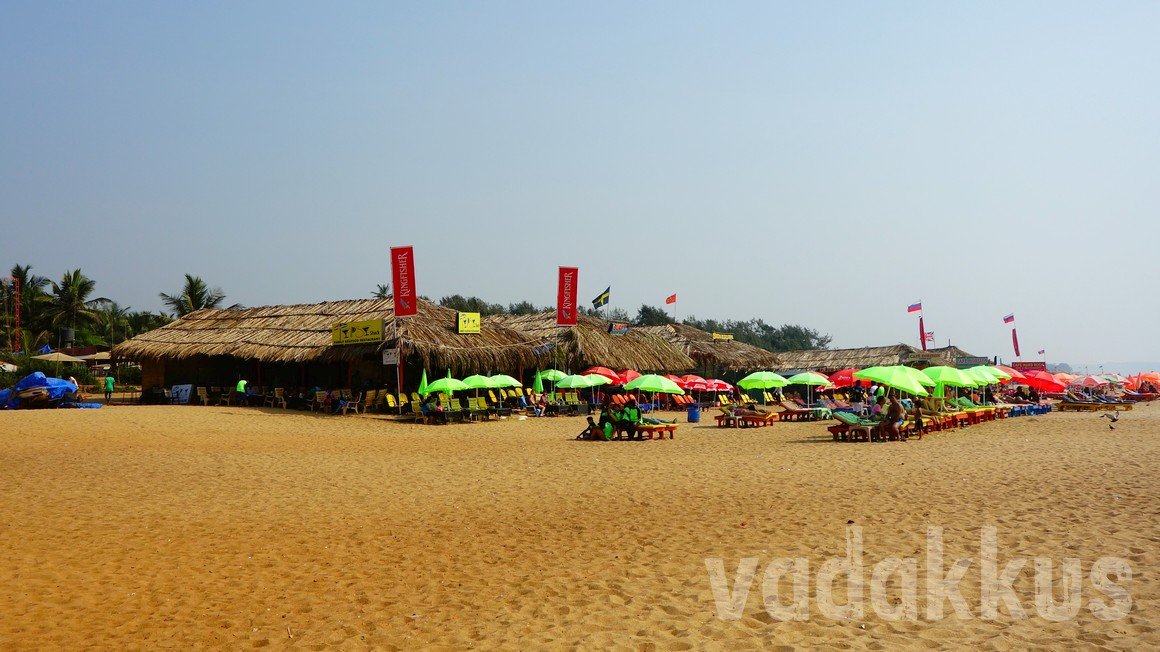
(430, 293), (830, 353)
(1, 265), (239, 352)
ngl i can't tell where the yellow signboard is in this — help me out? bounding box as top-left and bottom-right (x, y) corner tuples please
(331, 319), (384, 345)
(458, 312), (481, 334)
(711, 332), (734, 341)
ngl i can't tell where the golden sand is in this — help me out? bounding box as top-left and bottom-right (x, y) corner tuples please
(1, 404), (1156, 649)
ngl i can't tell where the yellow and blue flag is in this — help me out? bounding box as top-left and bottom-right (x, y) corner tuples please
(592, 286), (610, 309)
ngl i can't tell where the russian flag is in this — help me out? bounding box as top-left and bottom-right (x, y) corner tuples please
(1003, 313), (1015, 324)
(906, 302), (922, 313)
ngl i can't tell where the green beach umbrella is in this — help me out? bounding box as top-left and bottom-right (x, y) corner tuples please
(538, 369), (567, 381)
(853, 366), (930, 397)
(532, 370), (544, 393)
(556, 374), (595, 389)
(624, 374), (685, 394)
(965, 366), (1001, 385)
(489, 374), (522, 388)
(461, 374), (499, 390)
(425, 377), (468, 395)
(583, 373), (612, 386)
(984, 365), (1012, 381)
(922, 365), (976, 397)
(737, 371), (789, 390)
(785, 371), (831, 404)
(418, 369), (429, 397)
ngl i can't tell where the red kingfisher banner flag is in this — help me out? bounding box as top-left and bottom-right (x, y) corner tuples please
(1011, 328), (1021, 358)
(390, 246), (417, 317)
(557, 267), (579, 326)
(918, 316), (928, 351)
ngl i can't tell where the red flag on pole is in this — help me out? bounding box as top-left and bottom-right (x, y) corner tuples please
(557, 267), (578, 326)
(1011, 328), (1021, 358)
(665, 294), (677, 304)
(390, 246), (417, 317)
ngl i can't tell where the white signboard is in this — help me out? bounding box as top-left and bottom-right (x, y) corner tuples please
(382, 348), (400, 365)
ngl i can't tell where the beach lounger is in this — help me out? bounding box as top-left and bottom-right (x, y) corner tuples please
(638, 423), (677, 439)
(714, 408), (739, 428)
(829, 411), (876, 442)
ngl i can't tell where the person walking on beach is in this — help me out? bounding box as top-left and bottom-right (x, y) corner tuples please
(104, 375), (114, 403)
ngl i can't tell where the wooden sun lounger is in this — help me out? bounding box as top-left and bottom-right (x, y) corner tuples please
(638, 423), (677, 439)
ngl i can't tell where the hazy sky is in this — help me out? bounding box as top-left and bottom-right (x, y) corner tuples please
(2, 2), (1157, 366)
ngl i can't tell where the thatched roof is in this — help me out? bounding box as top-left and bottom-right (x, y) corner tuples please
(490, 312), (695, 372)
(638, 323), (782, 371)
(112, 298), (546, 371)
(775, 344), (957, 373)
(927, 345), (983, 362)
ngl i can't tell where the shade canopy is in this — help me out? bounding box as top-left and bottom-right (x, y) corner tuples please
(922, 366), (977, 388)
(31, 352), (85, 363)
(785, 371), (832, 386)
(1019, 370), (1066, 392)
(737, 371), (789, 389)
(852, 366), (930, 396)
(557, 374), (596, 389)
(623, 374), (684, 394)
(461, 374), (499, 390)
(537, 369), (568, 382)
(489, 374), (522, 388)
(425, 377), (468, 394)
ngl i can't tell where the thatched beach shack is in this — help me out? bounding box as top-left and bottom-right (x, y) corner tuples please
(113, 298), (546, 391)
(774, 343), (957, 374)
(490, 312), (695, 373)
(637, 323), (783, 374)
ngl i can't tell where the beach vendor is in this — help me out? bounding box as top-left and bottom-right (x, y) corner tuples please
(104, 375), (114, 402)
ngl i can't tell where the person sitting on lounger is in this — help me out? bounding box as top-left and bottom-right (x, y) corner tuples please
(877, 396), (907, 441)
(615, 399), (643, 440)
(420, 394), (448, 424)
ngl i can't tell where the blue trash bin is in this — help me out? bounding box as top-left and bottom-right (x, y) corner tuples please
(687, 404), (701, 423)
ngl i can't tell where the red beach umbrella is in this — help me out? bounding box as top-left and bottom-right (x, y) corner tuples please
(679, 374), (706, 386)
(663, 374), (686, 388)
(993, 365), (1026, 383)
(827, 368), (862, 388)
(1071, 375), (1110, 388)
(1020, 370), (1066, 392)
(581, 366), (620, 382)
(705, 379), (733, 392)
(618, 369), (641, 385)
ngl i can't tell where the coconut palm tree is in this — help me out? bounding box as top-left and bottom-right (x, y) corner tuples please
(159, 274), (239, 317)
(47, 269), (106, 331)
(7, 264), (52, 336)
(127, 310), (171, 336)
(372, 283), (391, 299)
(92, 300), (132, 347)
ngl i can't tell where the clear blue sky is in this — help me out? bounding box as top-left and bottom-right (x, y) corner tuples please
(2, 2), (1157, 367)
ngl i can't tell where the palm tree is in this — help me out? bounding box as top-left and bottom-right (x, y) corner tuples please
(372, 283), (391, 299)
(47, 269), (106, 331)
(7, 264), (52, 336)
(93, 300), (132, 347)
(127, 310), (171, 336)
(159, 274), (239, 317)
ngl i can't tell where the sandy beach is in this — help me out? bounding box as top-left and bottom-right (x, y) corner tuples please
(1, 404), (1156, 649)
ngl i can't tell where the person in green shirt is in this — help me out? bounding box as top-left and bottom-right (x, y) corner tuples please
(104, 375), (114, 402)
(236, 379), (250, 406)
(616, 398), (643, 440)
